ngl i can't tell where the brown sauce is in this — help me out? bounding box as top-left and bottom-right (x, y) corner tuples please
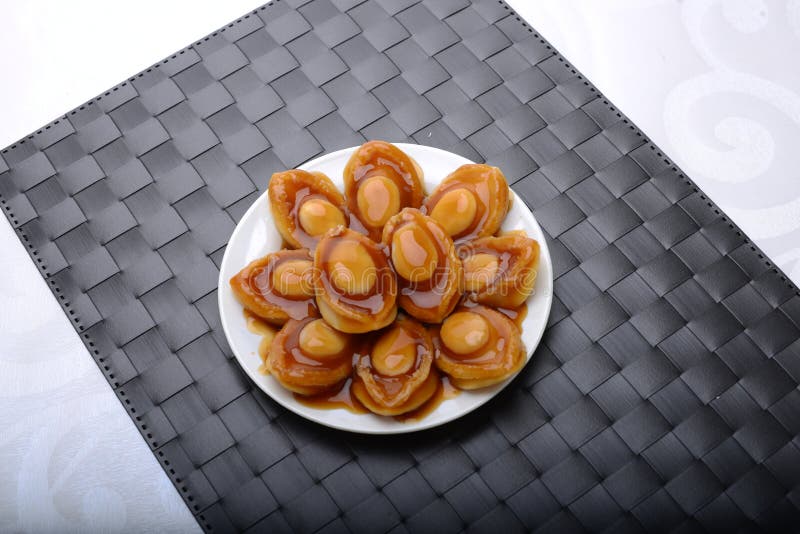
(423, 165), (496, 243)
(496, 302), (528, 329)
(254, 252), (317, 321)
(359, 328), (430, 398)
(288, 189), (342, 248)
(346, 213), (371, 237)
(258, 337), (272, 367)
(244, 310), (474, 422)
(277, 317), (355, 373)
(244, 309), (274, 336)
(294, 378), (369, 413)
(434, 305), (513, 366)
(244, 309), (278, 375)
(294, 374), (462, 422)
(317, 229), (395, 315)
(389, 211), (459, 318)
(231, 250), (318, 322)
(344, 141), (424, 239)
(272, 170), (347, 250)
(460, 246), (515, 284)
(394, 376), (460, 422)
(496, 229), (526, 238)
(357, 318), (431, 400)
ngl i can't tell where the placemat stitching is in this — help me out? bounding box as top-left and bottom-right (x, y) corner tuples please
(3, 0), (795, 301)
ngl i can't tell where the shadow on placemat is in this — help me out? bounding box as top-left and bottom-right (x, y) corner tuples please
(1, 0), (800, 532)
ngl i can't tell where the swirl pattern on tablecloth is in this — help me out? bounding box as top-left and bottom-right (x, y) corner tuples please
(663, 0), (800, 274)
(0, 221), (197, 533)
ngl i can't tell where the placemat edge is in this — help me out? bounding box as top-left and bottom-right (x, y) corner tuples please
(496, 0), (798, 299)
(0, 3), (284, 532)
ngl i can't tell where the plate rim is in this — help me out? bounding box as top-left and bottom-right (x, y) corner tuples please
(218, 143), (553, 434)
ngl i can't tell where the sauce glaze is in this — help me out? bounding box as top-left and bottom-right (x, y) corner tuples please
(422, 164), (509, 244)
(344, 141), (425, 240)
(269, 169), (348, 250)
(382, 209), (462, 324)
(231, 249), (318, 323)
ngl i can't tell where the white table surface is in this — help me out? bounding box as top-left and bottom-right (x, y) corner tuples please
(1, 0), (798, 531)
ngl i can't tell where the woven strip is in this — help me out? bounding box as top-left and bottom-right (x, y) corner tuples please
(2, 1), (799, 532)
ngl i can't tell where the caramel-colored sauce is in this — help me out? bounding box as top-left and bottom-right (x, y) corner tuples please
(423, 165), (502, 243)
(459, 233), (539, 310)
(294, 378), (369, 414)
(495, 302), (528, 329)
(250, 264), (315, 320)
(346, 213), (371, 237)
(281, 318), (354, 372)
(394, 376), (460, 422)
(391, 224), (437, 282)
(317, 230), (395, 315)
(271, 169), (347, 250)
(367, 361), (417, 397)
(244, 309), (277, 375)
(231, 250), (318, 322)
(269, 317), (356, 395)
(357, 175), (401, 227)
(497, 229), (527, 238)
(294, 374), (461, 421)
(385, 210), (460, 321)
(258, 336), (272, 363)
(435, 306), (509, 365)
(461, 248), (514, 284)
(371, 326), (418, 377)
(244, 309), (275, 336)
(240, 146), (528, 422)
(344, 141), (424, 240)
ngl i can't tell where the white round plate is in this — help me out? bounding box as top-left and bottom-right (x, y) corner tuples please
(218, 143), (553, 434)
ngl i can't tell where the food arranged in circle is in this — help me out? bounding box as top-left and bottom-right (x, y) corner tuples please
(229, 141), (541, 420)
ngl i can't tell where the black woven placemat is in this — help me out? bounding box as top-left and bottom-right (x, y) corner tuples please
(3, 1), (800, 531)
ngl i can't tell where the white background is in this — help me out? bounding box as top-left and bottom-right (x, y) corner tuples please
(1, 0), (798, 531)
